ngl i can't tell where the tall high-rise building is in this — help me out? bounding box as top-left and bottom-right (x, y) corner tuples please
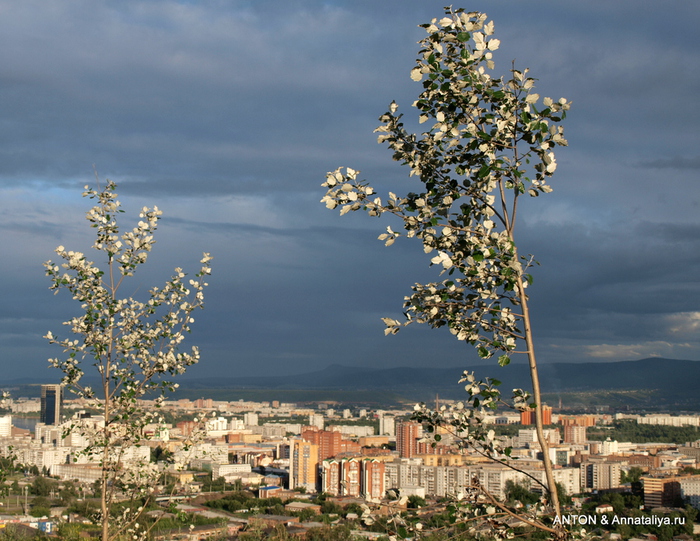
(362, 458), (386, 500)
(302, 428), (341, 460)
(290, 439), (319, 491)
(580, 461), (621, 491)
(379, 414), (395, 437)
(396, 421), (420, 458)
(321, 459), (341, 495)
(40, 384), (63, 426)
(341, 457), (362, 497)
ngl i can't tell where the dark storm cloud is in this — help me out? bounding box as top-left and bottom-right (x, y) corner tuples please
(641, 157), (700, 170)
(0, 0), (699, 381)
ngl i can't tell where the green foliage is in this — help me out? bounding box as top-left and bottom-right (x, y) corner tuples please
(0, 525), (48, 541)
(295, 507), (318, 522)
(504, 480), (539, 506)
(304, 525), (354, 541)
(148, 513), (225, 532)
(30, 496), (52, 510)
(0, 456), (16, 475)
(342, 502), (363, 516)
(320, 500), (343, 516)
(555, 482), (572, 507)
(58, 480), (79, 506)
(203, 475), (228, 492)
(620, 466), (645, 484)
(240, 523), (290, 541)
(29, 506), (50, 518)
(30, 476), (57, 497)
(579, 491), (695, 540)
(150, 445), (174, 464)
(56, 523), (91, 541)
(587, 420), (700, 443)
(491, 423), (522, 437)
(203, 491), (284, 514)
(67, 498), (100, 519)
(600, 492), (626, 514)
(407, 495), (426, 509)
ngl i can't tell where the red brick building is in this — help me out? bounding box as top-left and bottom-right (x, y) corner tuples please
(396, 421), (420, 458)
(520, 405), (552, 426)
(301, 427), (362, 460)
(302, 427), (342, 460)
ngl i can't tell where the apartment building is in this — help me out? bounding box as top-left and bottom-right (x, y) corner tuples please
(643, 475), (682, 509)
(580, 460), (621, 491)
(679, 475), (700, 510)
(290, 439), (319, 491)
(396, 421), (421, 458)
(321, 457), (386, 499)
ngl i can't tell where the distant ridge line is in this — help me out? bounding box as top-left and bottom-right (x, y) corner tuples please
(4, 358), (699, 407)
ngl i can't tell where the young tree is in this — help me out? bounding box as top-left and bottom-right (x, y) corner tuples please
(44, 180), (212, 541)
(322, 7), (569, 539)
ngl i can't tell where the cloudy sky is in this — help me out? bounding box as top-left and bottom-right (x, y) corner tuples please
(1, 0), (699, 383)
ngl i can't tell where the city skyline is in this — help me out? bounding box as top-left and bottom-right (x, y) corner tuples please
(0, 1), (699, 382)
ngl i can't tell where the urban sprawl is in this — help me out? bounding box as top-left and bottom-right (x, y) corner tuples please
(2, 384), (700, 539)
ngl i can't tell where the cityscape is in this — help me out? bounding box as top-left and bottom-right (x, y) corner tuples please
(2, 383), (700, 539)
(0, 1), (698, 541)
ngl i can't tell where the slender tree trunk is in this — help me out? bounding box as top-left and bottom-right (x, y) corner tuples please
(102, 350), (111, 541)
(516, 276), (561, 518)
(102, 391), (110, 541)
(101, 443), (109, 540)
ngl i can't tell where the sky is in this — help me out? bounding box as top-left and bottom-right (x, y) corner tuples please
(1, 0), (699, 383)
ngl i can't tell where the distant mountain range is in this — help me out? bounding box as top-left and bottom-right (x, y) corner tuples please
(181, 357), (694, 390)
(175, 357), (700, 409)
(4, 358), (699, 410)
